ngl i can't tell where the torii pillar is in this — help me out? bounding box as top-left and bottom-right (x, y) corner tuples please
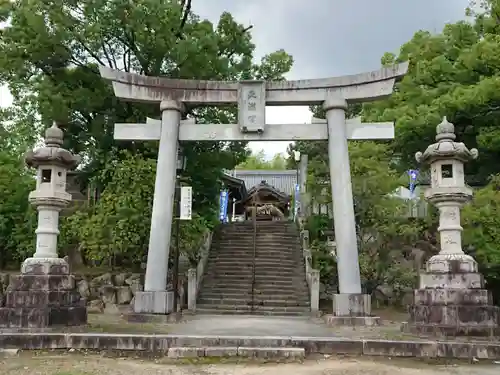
(100, 63), (408, 319)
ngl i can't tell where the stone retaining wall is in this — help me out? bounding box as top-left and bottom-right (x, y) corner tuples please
(0, 272), (145, 313)
(0, 333), (499, 360)
(0, 271), (415, 313)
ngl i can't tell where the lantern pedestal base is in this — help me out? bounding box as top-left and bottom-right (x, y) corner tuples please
(0, 258), (87, 329)
(403, 258), (500, 337)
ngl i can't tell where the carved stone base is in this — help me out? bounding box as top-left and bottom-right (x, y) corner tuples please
(404, 259), (500, 336)
(328, 293), (378, 326)
(333, 293), (372, 316)
(133, 290), (174, 314)
(324, 315), (381, 327)
(0, 258), (87, 329)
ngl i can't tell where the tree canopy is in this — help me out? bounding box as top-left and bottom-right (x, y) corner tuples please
(0, 0), (293, 266)
(362, 0), (500, 183)
(236, 150), (287, 170)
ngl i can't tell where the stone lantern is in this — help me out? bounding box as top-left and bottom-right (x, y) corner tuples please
(404, 117), (499, 336)
(0, 123), (88, 329)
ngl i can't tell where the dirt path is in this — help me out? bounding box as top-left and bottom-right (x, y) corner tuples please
(1, 353), (498, 375)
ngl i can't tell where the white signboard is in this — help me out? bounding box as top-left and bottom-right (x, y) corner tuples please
(179, 186), (193, 220)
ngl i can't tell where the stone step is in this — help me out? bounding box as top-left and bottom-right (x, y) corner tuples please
(203, 274), (307, 281)
(199, 281), (309, 290)
(206, 262), (301, 268)
(195, 305), (311, 315)
(204, 267), (303, 274)
(198, 298), (310, 306)
(209, 251), (300, 257)
(203, 272), (303, 279)
(217, 233), (297, 236)
(214, 249), (299, 253)
(201, 283), (308, 292)
(195, 308), (309, 316)
(200, 284), (310, 294)
(212, 250), (299, 255)
(217, 235), (298, 239)
(206, 259), (301, 266)
(197, 288), (252, 295)
(207, 260), (301, 267)
(206, 264), (303, 271)
(198, 290), (310, 300)
(200, 288), (310, 297)
(218, 235), (295, 239)
(218, 227), (295, 231)
(214, 239), (298, 244)
(167, 346), (305, 359)
(214, 242), (299, 246)
(205, 268), (302, 274)
(221, 226), (297, 231)
(201, 275), (306, 283)
(208, 253), (300, 260)
(219, 231), (297, 235)
(212, 246), (299, 251)
(216, 239), (298, 243)
(220, 223), (295, 228)
(210, 248), (299, 253)
(197, 297), (310, 307)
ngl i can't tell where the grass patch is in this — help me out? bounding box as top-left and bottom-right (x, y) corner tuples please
(82, 314), (170, 334)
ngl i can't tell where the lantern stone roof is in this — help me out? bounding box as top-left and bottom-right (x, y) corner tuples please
(415, 117), (478, 165)
(24, 123), (80, 169)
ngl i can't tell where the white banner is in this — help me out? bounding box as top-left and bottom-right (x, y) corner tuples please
(179, 186), (193, 220)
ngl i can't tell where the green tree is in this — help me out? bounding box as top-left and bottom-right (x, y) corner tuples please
(290, 136), (424, 296)
(462, 174), (500, 266)
(0, 0), (292, 188)
(67, 150), (156, 265)
(362, 3), (500, 183)
(462, 173), (500, 302)
(236, 150), (287, 170)
(0, 0), (293, 265)
(0, 127), (36, 267)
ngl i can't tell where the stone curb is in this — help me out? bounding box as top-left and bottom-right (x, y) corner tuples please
(167, 346), (305, 359)
(0, 333), (499, 360)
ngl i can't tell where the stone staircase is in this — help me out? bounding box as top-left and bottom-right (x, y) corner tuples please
(196, 221), (311, 315)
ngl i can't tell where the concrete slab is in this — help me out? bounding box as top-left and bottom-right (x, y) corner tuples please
(170, 314), (332, 337)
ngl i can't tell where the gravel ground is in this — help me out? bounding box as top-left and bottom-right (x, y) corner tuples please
(1, 353), (499, 375)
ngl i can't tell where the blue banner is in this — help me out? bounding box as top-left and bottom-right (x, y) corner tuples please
(408, 169), (419, 198)
(219, 190), (229, 222)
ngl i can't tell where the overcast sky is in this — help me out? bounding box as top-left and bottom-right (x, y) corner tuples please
(0, 0), (470, 157)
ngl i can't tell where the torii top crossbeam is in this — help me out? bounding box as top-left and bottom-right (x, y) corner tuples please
(99, 63), (408, 106)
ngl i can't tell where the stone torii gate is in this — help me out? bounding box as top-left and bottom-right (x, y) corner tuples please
(100, 64), (408, 317)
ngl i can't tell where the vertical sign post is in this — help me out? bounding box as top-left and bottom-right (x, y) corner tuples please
(179, 186), (193, 220)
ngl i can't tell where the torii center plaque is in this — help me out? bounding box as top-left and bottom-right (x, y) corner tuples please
(238, 81), (266, 133)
